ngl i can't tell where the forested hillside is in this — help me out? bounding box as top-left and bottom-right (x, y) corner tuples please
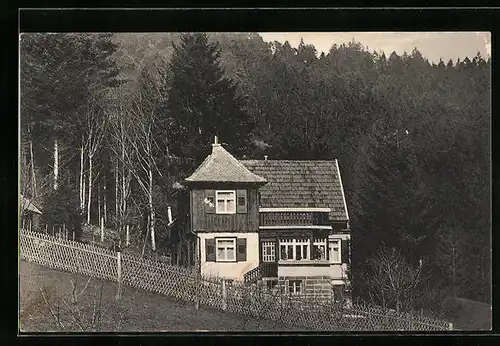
(20, 33), (490, 314)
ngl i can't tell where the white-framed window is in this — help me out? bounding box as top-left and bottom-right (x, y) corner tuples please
(216, 190), (236, 214)
(288, 280), (302, 295)
(216, 238), (236, 262)
(329, 239), (341, 264)
(312, 239), (327, 260)
(279, 239), (309, 260)
(262, 241), (276, 262)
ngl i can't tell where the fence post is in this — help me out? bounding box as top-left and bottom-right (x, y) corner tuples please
(72, 230), (75, 241)
(222, 279), (227, 311)
(116, 251), (122, 300)
(195, 272), (201, 310)
(448, 322), (453, 331)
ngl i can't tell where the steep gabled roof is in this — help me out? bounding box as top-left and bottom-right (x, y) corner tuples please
(185, 143), (267, 184)
(241, 160), (349, 221)
(20, 194), (42, 214)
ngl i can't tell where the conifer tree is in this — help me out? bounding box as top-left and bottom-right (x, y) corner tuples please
(164, 33), (254, 176)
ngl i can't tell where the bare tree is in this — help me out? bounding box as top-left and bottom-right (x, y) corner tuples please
(107, 97), (134, 247)
(39, 278), (106, 332)
(126, 99), (162, 251)
(123, 67), (168, 252)
(79, 97), (107, 225)
(366, 246), (423, 313)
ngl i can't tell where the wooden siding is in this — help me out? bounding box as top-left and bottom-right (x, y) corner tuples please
(191, 188), (259, 231)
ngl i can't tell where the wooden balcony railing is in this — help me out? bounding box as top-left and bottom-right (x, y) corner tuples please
(259, 212), (329, 226)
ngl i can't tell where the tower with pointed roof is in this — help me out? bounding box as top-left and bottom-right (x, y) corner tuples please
(184, 137), (267, 281)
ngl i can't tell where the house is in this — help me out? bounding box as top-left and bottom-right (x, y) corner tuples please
(183, 137), (351, 302)
(20, 194), (42, 231)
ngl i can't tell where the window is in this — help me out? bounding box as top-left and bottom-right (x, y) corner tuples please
(279, 239), (309, 261)
(216, 190), (236, 214)
(216, 238), (236, 262)
(288, 280), (302, 295)
(312, 239), (327, 260)
(262, 241), (276, 262)
(329, 239), (341, 263)
(266, 279), (278, 290)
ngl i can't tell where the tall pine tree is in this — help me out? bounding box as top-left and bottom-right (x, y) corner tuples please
(351, 120), (430, 303)
(164, 33), (254, 176)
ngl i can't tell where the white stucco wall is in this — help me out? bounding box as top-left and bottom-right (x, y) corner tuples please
(278, 263), (348, 279)
(198, 232), (259, 281)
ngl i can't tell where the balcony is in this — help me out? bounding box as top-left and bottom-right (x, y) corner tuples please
(259, 212), (329, 226)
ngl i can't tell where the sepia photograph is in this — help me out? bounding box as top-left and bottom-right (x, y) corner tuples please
(19, 30), (491, 332)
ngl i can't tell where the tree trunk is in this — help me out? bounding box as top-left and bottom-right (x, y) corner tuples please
(29, 140), (36, 198)
(53, 139), (58, 190)
(115, 161), (118, 225)
(79, 145), (84, 209)
(176, 242), (181, 266)
(87, 154), (93, 224)
(148, 167), (156, 252)
(103, 174), (107, 224)
(82, 173), (86, 216)
(452, 245), (457, 297)
(98, 182), (102, 227)
(142, 214), (150, 257)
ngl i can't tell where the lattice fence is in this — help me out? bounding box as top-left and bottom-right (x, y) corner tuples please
(19, 229), (453, 331)
(20, 229), (118, 282)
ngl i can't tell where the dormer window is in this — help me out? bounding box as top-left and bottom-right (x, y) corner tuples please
(216, 190), (236, 214)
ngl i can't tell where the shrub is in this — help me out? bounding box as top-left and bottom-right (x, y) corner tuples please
(42, 185), (83, 241)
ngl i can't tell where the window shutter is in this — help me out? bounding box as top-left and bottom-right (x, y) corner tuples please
(204, 190), (215, 214)
(236, 237), (247, 262)
(341, 239), (349, 264)
(206, 238), (215, 262)
(236, 189), (247, 213)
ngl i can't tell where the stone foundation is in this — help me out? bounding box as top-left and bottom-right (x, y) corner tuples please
(277, 275), (335, 302)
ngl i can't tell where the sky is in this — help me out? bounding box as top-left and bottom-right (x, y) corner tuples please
(259, 32), (491, 63)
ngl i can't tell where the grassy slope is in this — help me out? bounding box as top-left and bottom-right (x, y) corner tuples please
(19, 261), (307, 332)
(441, 297), (492, 331)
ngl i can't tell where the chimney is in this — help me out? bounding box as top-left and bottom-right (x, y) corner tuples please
(264, 155), (268, 161)
(213, 135), (220, 147)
